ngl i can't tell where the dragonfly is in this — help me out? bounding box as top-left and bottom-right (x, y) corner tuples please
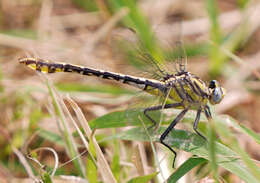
(19, 44), (225, 167)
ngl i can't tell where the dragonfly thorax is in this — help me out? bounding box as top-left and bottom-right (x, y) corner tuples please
(162, 72), (210, 108)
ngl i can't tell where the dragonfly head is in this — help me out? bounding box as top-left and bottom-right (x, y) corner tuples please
(208, 80), (225, 105)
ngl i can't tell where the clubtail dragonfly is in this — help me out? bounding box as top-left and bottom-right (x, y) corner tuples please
(19, 45), (225, 167)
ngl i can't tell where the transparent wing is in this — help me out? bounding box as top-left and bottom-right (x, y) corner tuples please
(175, 41), (187, 73)
(127, 40), (188, 79)
(163, 41), (188, 74)
(115, 38), (171, 81)
(125, 86), (173, 133)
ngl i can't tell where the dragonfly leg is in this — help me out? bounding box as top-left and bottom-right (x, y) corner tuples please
(160, 108), (189, 168)
(144, 105), (163, 129)
(144, 103), (183, 129)
(193, 108), (207, 141)
(204, 105), (212, 120)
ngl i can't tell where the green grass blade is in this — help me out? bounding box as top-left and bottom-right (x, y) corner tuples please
(167, 157), (207, 183)
(111, 129), (121, 182)
(207, 121), (219, 182)
(107, 0), (163, 62)
(0, 29), (37, 39)
(56, 83), (134, 95)
(127, 172), (158, 183)
(207, 1), (253, 77)
(41, 172), (53, 183)
(86, 137), (98, 183)
(72, 0), (98, 12)
(231, 141), (260, 181)
(240, 124), (260, 144)
(206, 0), (223, 76)
(225, 117), (260, 145)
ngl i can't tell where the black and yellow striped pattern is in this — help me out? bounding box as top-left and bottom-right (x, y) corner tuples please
(19, 57), (165, 90)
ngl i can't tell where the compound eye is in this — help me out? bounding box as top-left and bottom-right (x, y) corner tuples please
(209, 80), (225, 105)
(211, 87), (224, 104)
(209, 80), (217, 89)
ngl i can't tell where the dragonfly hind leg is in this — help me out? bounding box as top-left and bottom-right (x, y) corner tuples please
(144, 105), (163, 129)
(160, 108), (189, 168)
(143, 103), (183, 129)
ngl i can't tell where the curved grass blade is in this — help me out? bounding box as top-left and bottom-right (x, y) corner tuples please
(167, 157), (207, 183)
(239, 124), (260, 145)
(225, 116), (260, 145)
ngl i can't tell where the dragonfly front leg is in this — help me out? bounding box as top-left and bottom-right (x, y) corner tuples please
(193, 108), (207, 140)
(204, 105), (212, 120)
(160, 108), (189, 168)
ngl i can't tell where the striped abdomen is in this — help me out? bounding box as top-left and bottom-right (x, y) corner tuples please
(19, 57), (165, 93)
